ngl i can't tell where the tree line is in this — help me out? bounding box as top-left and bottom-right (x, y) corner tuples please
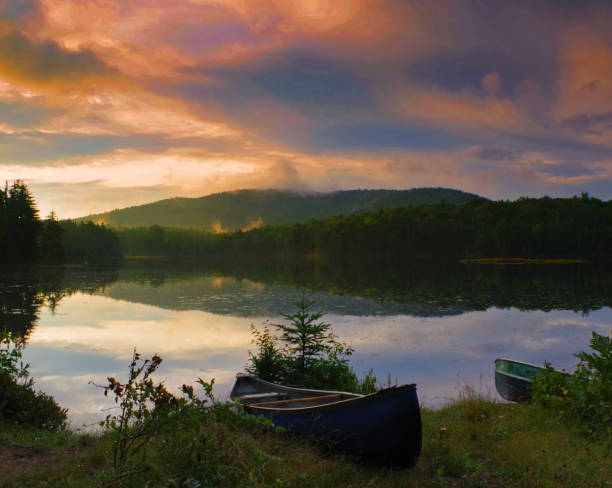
(0, 181), (122, 265)
(117, 194), (612, 261)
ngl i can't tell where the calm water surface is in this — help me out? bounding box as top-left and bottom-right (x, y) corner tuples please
(2, 259), (611, 427)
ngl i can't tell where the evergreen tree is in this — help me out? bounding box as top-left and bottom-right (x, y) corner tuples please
(0, 183), (7, 260)
(247, 299), (374, 392)
(3, 181), (40, 264)
(40, 211), (65, 264)
(274, 298), (336, 382)
(60, 220), (122, 264)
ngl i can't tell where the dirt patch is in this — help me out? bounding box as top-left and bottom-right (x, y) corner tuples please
(0, 444), (80, 480)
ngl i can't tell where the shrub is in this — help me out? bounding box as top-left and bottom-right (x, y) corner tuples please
(531, 330), (612, 435)
(0, 332), (67, 429)
(95, 349), (282, 484)
(246, 322), (285, 384)
(246, 298), (377, 394)
(93, 349), (219, 468)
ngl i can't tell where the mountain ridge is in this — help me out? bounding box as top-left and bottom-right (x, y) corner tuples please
(77, 187), (485, 232)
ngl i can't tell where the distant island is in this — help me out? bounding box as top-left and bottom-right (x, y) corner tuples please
(77, 188), (483, 232)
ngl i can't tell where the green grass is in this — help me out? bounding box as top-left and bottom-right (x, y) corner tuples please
(2, 392), (610, 488)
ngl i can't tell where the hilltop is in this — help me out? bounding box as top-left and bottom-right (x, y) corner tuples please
(78, 187), (483, 231)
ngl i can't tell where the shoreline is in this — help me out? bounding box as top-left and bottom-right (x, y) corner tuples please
(1, 395), (610, 487)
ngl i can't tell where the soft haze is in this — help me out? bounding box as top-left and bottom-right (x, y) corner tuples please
(0, 0), (611, 217)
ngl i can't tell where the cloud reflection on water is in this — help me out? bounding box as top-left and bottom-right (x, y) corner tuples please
(22, 292), (612, 426)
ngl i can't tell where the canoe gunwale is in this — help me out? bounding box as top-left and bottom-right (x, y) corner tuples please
(231, 373), (415, 414)
(494, 358), (544, 371)
(245, 386), (415, 413)
(231, 373), (364, 399)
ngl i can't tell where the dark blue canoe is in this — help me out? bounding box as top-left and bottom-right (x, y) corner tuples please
(494, 358), (545, 402)
(229, 373), (421, 468)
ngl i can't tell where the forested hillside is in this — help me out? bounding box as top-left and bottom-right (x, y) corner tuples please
(80, 188), (482, 231)
(117, 194), (612, 260)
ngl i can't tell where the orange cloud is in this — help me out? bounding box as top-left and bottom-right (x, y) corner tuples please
(554, 36), (612, 145)
(36, 0), (280, 76)
(387, 85), (523, 134)
(1, 0), (610, 215)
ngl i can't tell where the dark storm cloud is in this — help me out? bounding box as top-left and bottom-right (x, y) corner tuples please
(243, 51), (367, 106)
(406, 48), (557, 99)
(165, 49), (375, 150)
(468, 147), (519, 161)
(310, 123), (478, 152)
(560, 113), (612, 134)
(511, 133), (611, 162)
(182, 49), (369, 107)
(0, 31), (112, 83)
(0, 0), (40, 24)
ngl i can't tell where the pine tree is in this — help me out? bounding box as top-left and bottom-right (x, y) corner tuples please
(273, 298), (336, 382)
(0, 183), (7, 261)
(4, 181), (41, 263)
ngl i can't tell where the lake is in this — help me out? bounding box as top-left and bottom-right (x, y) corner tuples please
(1, 258), (611, 427)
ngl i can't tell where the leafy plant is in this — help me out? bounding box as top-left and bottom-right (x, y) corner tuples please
(0, 331), (28, 380)
(94, 349), (221, 468)
(247, 298), (377, 393)
(0, 331), (67, 429)
(94, 350), (174, 467)
(531, 330), (612, 435)
(246, 322), (285, 384)
(95, 349), (290, 484)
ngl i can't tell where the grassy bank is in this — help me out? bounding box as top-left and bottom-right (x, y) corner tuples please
(2, 391), (610, 488)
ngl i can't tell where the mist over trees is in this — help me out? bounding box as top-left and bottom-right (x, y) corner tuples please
(0, 181), (122, 265)
(80, 188), (482, 231)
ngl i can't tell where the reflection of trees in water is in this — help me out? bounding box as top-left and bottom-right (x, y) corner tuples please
(0, 267), (120, 342)
(0, 284), (44, 343)
(2, 259), (609, 326)
(233, 258), (612, 315)
(111, 257), (612, 316)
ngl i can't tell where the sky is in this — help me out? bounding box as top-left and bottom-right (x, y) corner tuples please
(0, 0), (611, 218)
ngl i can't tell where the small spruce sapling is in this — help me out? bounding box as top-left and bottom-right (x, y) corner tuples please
(247, 298), (377, 393)
(274, 298), (338, 383)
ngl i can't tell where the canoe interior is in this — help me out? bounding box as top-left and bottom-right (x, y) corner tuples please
(495, 358), (544, 381)
(230, 374), (362, 409)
